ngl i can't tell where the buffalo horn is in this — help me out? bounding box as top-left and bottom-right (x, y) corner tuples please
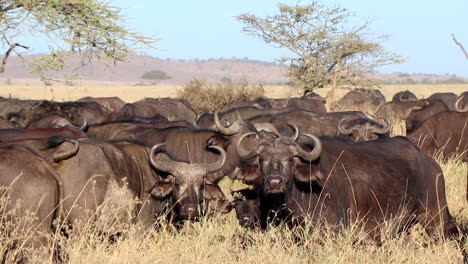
(204, 146), (227, 174)
(287, 122), (299, 141)
(455, 96), (467, 112)
(52, 140), (80, 162)
(149, 144), (177, 175)
(236, 132), (260, 160)
(337, 118), (353, 135)
(293, 134), (322, 161)
(373, 118), (391, 134)
(214, 111), (241, 135)
(80, 119), (88, 131)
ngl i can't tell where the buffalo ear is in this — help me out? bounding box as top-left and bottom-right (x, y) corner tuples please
(294, 164), (324, 183)
(230, 160), (263, 186)
(50, 140), (79, 163)
(150, 182), (173, 199)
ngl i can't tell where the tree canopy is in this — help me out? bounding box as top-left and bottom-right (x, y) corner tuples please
(236, 1), (404, 95)
(0, 0), (157, 80)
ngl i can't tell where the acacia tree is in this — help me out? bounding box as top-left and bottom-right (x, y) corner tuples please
(0, 0), (156, 81)
(236, 1), (404, 98)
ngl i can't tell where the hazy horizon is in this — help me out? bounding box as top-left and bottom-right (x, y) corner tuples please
(5, 0), (468, 77)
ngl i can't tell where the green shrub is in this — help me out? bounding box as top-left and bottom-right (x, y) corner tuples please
(177, 78), (265, 113)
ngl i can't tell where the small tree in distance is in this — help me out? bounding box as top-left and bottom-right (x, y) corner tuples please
(141, 70), (171, 84)
(236, 1), (405, 103)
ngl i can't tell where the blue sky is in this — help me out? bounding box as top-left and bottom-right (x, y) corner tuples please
(23, 0), (468, 77)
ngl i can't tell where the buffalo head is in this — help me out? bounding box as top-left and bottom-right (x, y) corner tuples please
(231, 189), (261, 229)
(338, 117), (391, 141)
(149, 144), (228, 219)
(236, 124), (322, 195)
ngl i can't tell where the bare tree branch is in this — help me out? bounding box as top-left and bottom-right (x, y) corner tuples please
(452, 33), (468, 60)
(0, 43), (29, 73)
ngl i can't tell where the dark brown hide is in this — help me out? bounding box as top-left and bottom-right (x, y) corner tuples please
(0, 145), (62, 249)
(428, 92), (458, 111)
(332, 88), (386, 112)
(405, 99), (449, 133)
(77, 96), (126, 112)
(392, 90), (417, 102)
(408, 111), (468, 161)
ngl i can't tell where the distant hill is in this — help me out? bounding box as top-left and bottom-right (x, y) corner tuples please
(0, 54), (466, 86)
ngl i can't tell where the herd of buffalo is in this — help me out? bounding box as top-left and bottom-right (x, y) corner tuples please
(0, 88), (467, 259)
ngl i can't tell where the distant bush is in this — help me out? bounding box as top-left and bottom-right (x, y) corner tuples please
(436, 77), (467, 84)
(177, 78), (265, 113)
(141, 70), (171, 81)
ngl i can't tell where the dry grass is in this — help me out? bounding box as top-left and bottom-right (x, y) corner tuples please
(1, 82), (466, 103)
(177, 79), (265, 113)
(0, 155), (466, 264)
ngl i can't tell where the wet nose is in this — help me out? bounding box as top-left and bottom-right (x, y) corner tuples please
(241, 216), (250, 222)
(267, 176), (283, 188)
(182, 204), (197, 216)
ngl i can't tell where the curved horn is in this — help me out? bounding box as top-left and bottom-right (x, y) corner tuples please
(373, 118), (391, 134)
(52, 140), (80, 162)
(337, 118), (353, 135)
(80, 119), (88, 131)
(149, 144), (177, 175)
(214, 111), (241, 135)
(455, 96), (467, 112)
(403, 106), (423, 119)
(293, 134), (322, 161)
(287, 122), (299, 141)
(235, 110), (242, 121)
(204, 146), (227, 173)
(399, 94), (408, 102)
(236, 132), (260, 160)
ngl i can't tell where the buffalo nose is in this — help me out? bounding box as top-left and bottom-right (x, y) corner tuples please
(182, 205), (197, 216)
(267, 177), (282, 185)
(241, 216), (251, 222)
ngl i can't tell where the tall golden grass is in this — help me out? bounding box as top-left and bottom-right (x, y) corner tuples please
(1, 83), (467, 102)
(0, 155), (465, 263)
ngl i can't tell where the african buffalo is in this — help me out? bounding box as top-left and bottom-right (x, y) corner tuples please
(405, 99), (449, 134)
(234, 129), (465, 259)
(9, 100), (111, 127)
(149, 144), (230, 219)
(0, 97), (39, 116)
(428, 92), (458, 111)
(337, 117), (390, 141)
(0, 145), (63, 251)
(0, 127), (86, 143)
(77, 96), (126, 112)
(248, 110), (379, 140)
(221, 97), (272, 112)
(392, 90), (417, 102)
(197, 107), (292, 129)
(408, 111), (468, 161)
(332, 88), (386, 112)
(231, 189), (261, 229)
(374, 99), (429, 122)
(118, 98), (197, 122)
(90, 112), (260, 219)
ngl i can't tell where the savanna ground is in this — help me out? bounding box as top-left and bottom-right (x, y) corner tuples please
(0, 83), (467, 263)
